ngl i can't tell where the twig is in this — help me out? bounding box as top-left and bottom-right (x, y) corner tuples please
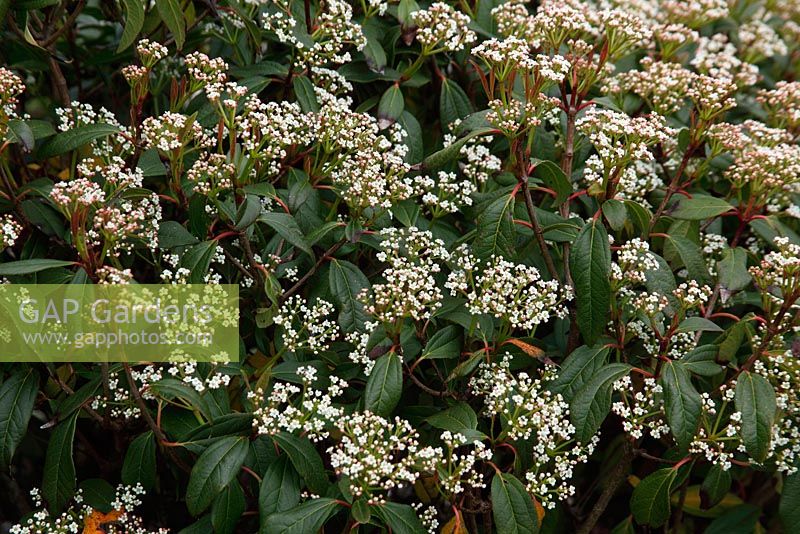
(576, 440), (634, 534)
(280, 239), (346, 303)
(520, 175), (560, 282)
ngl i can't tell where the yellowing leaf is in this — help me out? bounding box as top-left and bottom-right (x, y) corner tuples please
(83, 508), (124, 534)
(504, 338), (545, 358)
(440, 512), (468, 534)
(672, 485), (743, 518)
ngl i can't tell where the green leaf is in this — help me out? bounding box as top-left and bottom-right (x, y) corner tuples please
(533, 160), (571, 205)
(421, 128), (493, 170)
(37, 123), (120, 158)
(185, 437), (249, 516)
(258, 212), (313, 256)
(158, 221), (199, 249)
(272, 433), (328, 494)
(780, 471), (800, 529)
(7, 119), (34, 150)
(362, 21), (387, 71)
(491, 472), (540, 534)
(263, 498), (340, 534)
(676, 316), (723, 333)
(364, 351), (403, 416)
(351, 498), (371, 524)
(374, 502), (427, 534)
(735, 371), (776, 463)
(426, 402), (478, 434)
(570, 220), (611, 345)
(180, 240), (217, 283)
(421, 325), (462, 360)
(631, 468), (677, 527)
(705, 504), (760, 534)
(79, 479), (116, 513)
(0, 369), (39, 467)
(670, 196), (734, 220)
(625, 200), (652, 237)
(440, 78), (473, 131)
(700, 464), (731, 509)
(681, 345), (722, 377)
(397, 111), (423, 164)
(664, 235), (710, 284)
(259, 455), (301, 521)
(602, 199), (627, 232)
(570, 363), (630, 443)
(155, 0), (185, 49)
(661, 361), (702, 450)
(548, 344), (609, 402)
(293, 76), (319, 113)
(117, 0), (145, 52)
(211, 483), (245, 534)
(122, 431), (157, 491)
(474, 192), (515, 260)
(378, 84), (404, 126)
(717, 248), (751, 292)
(42, 412), (78, 514)
(0, 259), (75, 276)
(328, 259), (370, 333)
(235, 195), (263, 230)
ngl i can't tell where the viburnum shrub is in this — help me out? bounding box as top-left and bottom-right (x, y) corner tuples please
(2, 0), (800, 532)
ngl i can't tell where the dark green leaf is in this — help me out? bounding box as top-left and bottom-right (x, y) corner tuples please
(258, 212), (313, 256)
(293, 76), (319, 113)
(440, 78), (473, 131)
(118, 0), (145, 51)
(474, 192), (515, 260)
(570, 363), (630, 443)
(780, 471), (800, 529)
(329, 259), (370, 333)
(664, 235), (710, 284)
(37, 123), (120, 158)
(378, 84), (404, 126)
(122, 431), (157, 491)
(548, 344), (609, 402)
(533, 160), (571, 205)
(0, 369), (39, 467)
(185, 437), (249, 516)
(374, 501), (427, 534)
(661, 361), (702, 450)
(0, 259), (75, 276)
(263, 498), (340, 534)
(570, 220), (611, 345)
(364, 351), (403, 416)
(676, 316), (723, 333)
(158, 221), (199, 249)
(421, 325), (462, 360)
(272, 433), (328, 494)
(717, 248), (751, 292)
(700, 464), (731, 509)
(426, 402), (478, 433)
(735, 371), (775, 462)
(155, 0), (185, 49)
(42, 412), (78, 514)
(259, 455), (301, 520)
(681, 345), (722, 376)
(211, 482), (245, 534)
(671, 196), (733, 220)
(602, 199), (627, 232)
(491, 472), (540, 534)
(705, 504), (760, 534)
(630, 467), (677, 527)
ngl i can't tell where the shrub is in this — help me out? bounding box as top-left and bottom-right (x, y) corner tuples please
(1, 0), (800, 532)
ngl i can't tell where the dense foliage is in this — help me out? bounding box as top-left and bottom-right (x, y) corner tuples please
(1, 0), (800, 532)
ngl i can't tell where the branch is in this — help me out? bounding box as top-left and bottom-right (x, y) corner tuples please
(576, 440), (634, 534)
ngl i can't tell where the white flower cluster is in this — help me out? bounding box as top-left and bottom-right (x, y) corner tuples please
(0, 214), (22, 249)
(611, 238), (659, 287)
(606, 57), (696, 115)
(264, 0), (366, 66)
(449, 255), (571, 332)
(361, 227), (449, 327)
(141, 111), (213, 152)
(412, 3), (476, 54)
(578, 108), (674, 197)
(10, 484), (167, 534)
(274, 296), (340, 354)
(252, 365), (346, 441)
(749, 237), (800, 310)
(470, 356), (597, 508)
(612, 375), (670, 440)
(415, 171), (476, 215)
